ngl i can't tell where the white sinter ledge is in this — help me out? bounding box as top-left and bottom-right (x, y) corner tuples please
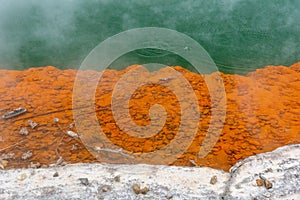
(0, 144), (299, 200)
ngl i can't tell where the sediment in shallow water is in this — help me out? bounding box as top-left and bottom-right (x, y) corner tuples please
(0, 63), (299, 171)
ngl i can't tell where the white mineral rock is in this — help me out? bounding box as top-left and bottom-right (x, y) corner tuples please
(19, 127), (29, 136)
(0, 144), (299, 200)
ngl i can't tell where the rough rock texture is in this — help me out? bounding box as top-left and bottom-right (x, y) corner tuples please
(0, 144), (299, 200)
(0, 163), (228, 200)
(224, 143), (300, 200)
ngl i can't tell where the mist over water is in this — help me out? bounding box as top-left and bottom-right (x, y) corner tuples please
(0, 0), (299, 74)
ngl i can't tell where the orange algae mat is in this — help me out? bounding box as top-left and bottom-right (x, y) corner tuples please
(0, 63), (300, 171)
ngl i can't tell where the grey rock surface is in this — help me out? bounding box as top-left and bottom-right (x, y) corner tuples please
(224, 143), (300, 200)
(0, 163), (228, 200)
(0, 144), (299, 200)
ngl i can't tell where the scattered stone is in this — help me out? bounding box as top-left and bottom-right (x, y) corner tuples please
(210, 175), (218, 185)
(101, 185), (111, 192)
(78, 178), (89, 186)
(0, 159), (8, 169)
(132, 183), (140, 194)
(56, 156), (65, 166)
(21, 151), (32, 160)
(28, 162), (41, 169)
(54, 118), (59, 123)
(114, 175), (120, 182)
(259, 174), (266, 181)
(256, 179), (264, 186)
(265, 168), (273, 173)
(0, 152), (15, 160)
(19, 173), (27, 181)
(140, 186), (149, 195)
(53, 172), (59, 177)
(226, 144), (299, 199)
(69, 123), (74, 129)
(166, 193), (173, 199)
(132, 184), (148, 195)
(98, 196), (104, 200)
(2, 107), (27, 119)
(19, 127), (29, 136)
(71, 144), (78, 150)
(189, 159), (197, 166)
(264, 180), (273, 189)
(66, 130), (79, 139)
(28, 120), (38, 129)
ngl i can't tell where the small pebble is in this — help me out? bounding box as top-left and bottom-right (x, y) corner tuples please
(28, 162), (41, 169)
(28, 120), (38, 129)
(71, 144), (78, 150)
(167, 193), (173, 199)
(79, 178), (89, 186)
(210, 175), (218, 185)
(54, 118), (59, 123)
(0, 152), (14, 160)
(256, 179), (265, 186)
(19, 127), (29, 136)
(264, 180), (273, 189)
(114, 175), (120, 182)
(189, 159), (197, 166)
(0, 159), (8, 169)
(101, 185), (110, 192)
(140, 187), (149, 195)
(19, 173), (27, 181)
(69, 123), (74, 129)
(259, 174), (267, 181)
(21, 151), (33, 160)
(132, 183), (140, 194)
(66, 130), (78, 139)
(56, 156), (64, 166)
(53, 172), (59, 177)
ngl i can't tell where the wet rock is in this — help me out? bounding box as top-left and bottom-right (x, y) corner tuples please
(56, 156), (66, 166)
(19, 127), (29, 136)
(66, 131), (79, 139)
(0, 153), (14, 160)
(21, 151), (32, 160)
(28, 120), (38, 129)
(28, 162), (41, 169)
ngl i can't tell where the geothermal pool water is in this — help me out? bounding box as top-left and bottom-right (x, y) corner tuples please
(0, 2), (299, 199)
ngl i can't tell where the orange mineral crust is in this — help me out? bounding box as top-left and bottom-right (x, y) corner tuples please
(0, 63), (299, 171)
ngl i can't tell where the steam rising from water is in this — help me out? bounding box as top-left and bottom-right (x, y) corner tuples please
(0, 0), (299, 74)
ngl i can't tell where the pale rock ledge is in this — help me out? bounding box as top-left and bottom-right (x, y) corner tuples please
(0, 144), (299, 200)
